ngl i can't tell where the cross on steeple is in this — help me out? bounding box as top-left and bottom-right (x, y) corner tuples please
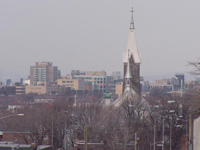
(130, 7), (135, 29)
(131, 7), (134, 23)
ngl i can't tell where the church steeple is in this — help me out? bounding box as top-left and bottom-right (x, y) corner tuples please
(123, 7), (141, 94)
(130, 7), (135, 29)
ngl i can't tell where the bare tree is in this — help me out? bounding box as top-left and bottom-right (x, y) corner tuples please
(73, 102), (105, 143)
(188, 59), (200, 76)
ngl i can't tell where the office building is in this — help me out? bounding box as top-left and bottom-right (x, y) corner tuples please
(26, 81), (47, 94)
(73, 70), (107, 92)
(175, 73), (184, 90)
(30, 62), (60, 85)
(56, 78), (84, 90)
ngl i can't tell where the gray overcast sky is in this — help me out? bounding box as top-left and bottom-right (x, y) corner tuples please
(0, 0), (200, 82)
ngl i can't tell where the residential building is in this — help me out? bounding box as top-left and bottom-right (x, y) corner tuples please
(0, 86), (16, 95)
(15, 85), (25, 95)
(30, 62), (60, 85)
(8, 101), (24, 112)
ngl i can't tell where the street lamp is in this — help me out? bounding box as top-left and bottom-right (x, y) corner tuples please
(167, 100), (175, 150)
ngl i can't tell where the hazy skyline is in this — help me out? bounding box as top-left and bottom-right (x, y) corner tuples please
(0, 0), (200, 82)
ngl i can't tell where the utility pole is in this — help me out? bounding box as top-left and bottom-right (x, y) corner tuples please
(189, 111), (193, 150)
(84, 125), (88, 150)
(162, 118), (165, 150)
(51, 115), (54, 149)
(135, 133), (137, 150)
(154, 125), (156, 150)
(64, 116), (67, 150)
(170, 119), (172, 150)
(186, 120), (188, 150)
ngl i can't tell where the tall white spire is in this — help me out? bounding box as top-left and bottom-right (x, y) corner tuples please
(123, 7), (141, 64)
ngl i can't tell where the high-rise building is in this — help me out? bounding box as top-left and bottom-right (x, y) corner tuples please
(175, 74), (184, 90)
(6, 79), (11, 86)
(122, 8), (141, 94)
(30, 62), (60, 85)
(20, 78), (23, 85)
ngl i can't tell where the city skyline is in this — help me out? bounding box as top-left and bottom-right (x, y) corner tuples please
(0, 0), (200, 82)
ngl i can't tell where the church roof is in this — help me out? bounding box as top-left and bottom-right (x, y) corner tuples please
(123, 9), (141, 64)
(112, 87), (138, 107)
